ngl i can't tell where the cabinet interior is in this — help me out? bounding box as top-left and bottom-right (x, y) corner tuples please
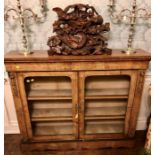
(25, 76), (72, 99)
(85, 75), (130, 96)
(85, 99), (127, 117)
(24, 74), (131, 137)
(32, 121), (74, 136)
(29, 100), (72, 120)
(85, 120), (124, 134)
(84, 75), (130, 135)
(25, 76), (73, 136)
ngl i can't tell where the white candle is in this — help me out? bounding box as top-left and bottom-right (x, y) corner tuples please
(123, 15), (127, 21)
(34, 6), (41, 14)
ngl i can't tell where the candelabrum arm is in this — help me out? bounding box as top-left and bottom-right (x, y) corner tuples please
(23, 8), (47, 22)
(4, 8), (19, 21)
(136, 8), (151, 18)
(23, 8), (38, 20)
(108, 7), (131, 23)
(119, 9), (131, 18)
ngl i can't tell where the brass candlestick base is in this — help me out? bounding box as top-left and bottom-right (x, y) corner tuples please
(23, 51), (33, 56)
(122, 48), (137, 55)
(18, 50), (33, 56)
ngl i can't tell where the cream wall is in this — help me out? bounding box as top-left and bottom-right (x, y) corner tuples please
(4, 0), (151, 133)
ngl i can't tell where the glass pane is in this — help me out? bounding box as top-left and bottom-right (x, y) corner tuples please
(29, 100), (72, 119)
(24, 76), (74, 137)
(83, 75), (130, 135)
(85, 99), (127, 117)
(25, 76), (71, 98)
(85, 120), (124, 134)
(85, 75), (130, 96)
(32, 121), (73, 136)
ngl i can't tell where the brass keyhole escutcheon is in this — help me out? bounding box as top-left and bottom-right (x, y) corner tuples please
(75, 114), (78, 119)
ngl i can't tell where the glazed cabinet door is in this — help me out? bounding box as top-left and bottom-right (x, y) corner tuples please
(17, 72), (78, 142)
(79, 70), (138, 140)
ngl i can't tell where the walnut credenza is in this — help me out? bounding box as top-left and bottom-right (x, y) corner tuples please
(4, 50), (151, 151)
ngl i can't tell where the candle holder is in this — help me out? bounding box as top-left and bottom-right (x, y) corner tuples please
(4, 0), (48, 56)
(108, 0), (151, 54)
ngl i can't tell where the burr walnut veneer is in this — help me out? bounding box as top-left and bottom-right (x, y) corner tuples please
(4, 50), (150, 151)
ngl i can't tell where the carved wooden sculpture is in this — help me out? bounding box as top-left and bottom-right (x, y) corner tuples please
(47, 4), (112, 55)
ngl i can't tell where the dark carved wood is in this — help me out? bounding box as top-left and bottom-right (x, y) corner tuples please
(47, 4), (112, 56)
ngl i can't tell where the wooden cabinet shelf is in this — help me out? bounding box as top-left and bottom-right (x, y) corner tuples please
(85, 116), (125, 120)
(85, 95), (128, 100)
(31, 117), (72, 122)
(4, 50), (150, 150)
(85, 88), (129, 96)
(28, 96), (72, 100)
(27, 90), (72, 100)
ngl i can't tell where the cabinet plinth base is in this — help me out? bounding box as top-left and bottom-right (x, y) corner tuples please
(21, 139), (135, 151)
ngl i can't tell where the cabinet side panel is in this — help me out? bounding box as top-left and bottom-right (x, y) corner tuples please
(128, 70), (146, 137)
(17, 73), (33, 138)
(8, 72), (28, 138)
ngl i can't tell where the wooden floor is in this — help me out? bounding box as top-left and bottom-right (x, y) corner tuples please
(4, 132), (147, 155)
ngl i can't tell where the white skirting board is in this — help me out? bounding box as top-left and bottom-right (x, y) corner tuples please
(4, 79), (20, 134)
(4, 75), (151, 134)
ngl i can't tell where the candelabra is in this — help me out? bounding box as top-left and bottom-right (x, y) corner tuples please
(108, 0), (151, 54)
(4, 0), (47, 56)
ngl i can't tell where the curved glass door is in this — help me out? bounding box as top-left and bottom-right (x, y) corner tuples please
(18, 72), (78, 141)
(79, 71), (137, 139)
